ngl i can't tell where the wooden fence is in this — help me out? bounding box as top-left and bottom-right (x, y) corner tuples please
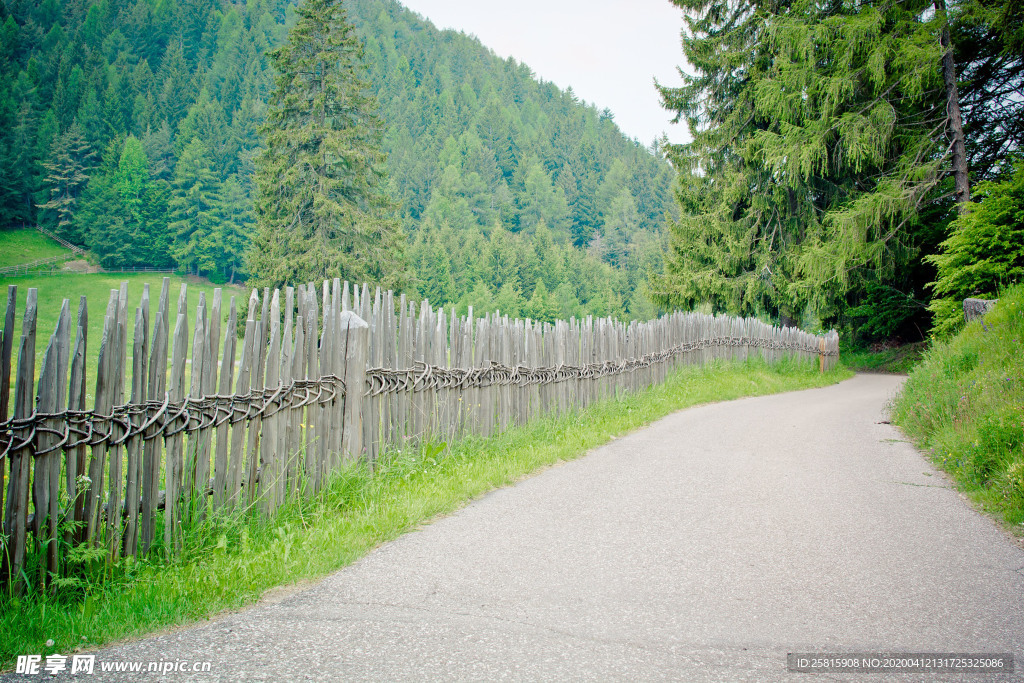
(0, 278), (838, 590)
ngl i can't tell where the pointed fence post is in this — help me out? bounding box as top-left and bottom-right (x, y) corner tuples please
(339, 311), (368, 464)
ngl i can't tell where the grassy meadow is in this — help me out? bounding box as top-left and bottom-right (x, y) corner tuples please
(0, 229), (74, 269)
(0, 271), (248, 401)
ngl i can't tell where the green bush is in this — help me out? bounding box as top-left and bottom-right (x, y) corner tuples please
(927, 159), (1024, 338)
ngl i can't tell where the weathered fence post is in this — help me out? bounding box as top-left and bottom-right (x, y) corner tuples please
(339, 311), (368, 464)
(3, 288), (36, 590)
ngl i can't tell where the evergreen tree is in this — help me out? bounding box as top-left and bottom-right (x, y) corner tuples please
(927, 159), (1024, 336)
(525, 279), (557, 323)
(209, 174), (253, 283)
(39, 120), (93, 242)
(249, 0), (405, 291)
(169, 137), (219, 275)
(82, 135), (161, 267)
(493, 281), (524, 319)
(652, 0), (967, 333)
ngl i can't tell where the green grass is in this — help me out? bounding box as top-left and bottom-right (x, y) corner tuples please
(0, 356), (851, 666)
(892, 284), (1024, 528)
(840, 341), (927, 374)
(0, 229), (74, 268)
(0, 273), (248, 400)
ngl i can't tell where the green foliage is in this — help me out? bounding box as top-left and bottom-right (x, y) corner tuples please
(652, 0), (1017, 337)
(0, 0), (673, 321)
(249, 0), (405, 291)
(38, 121), (93, 242)
(79, 136), (173, 269)
(840, 340), (927, 374)
(892, 283), (1024, 524)
(927, 159), (1024, 337)
(170, 138), (220, 276)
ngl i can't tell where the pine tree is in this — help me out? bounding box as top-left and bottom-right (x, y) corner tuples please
(169, 137), (219, 275)
(652, 0), (965, 333)
(209, 174), (253, 283)
(248, 0), (404, 291)
(82, 136), (157, 268)
(926, 159), (1024, 337)
(39, 120), (94, 243)
(525, 280), (558, 323)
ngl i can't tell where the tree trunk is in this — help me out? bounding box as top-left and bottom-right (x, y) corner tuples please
(935, 0), (971, 209)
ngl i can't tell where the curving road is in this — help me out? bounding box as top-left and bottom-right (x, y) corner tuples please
(42, 374), (1024, 681)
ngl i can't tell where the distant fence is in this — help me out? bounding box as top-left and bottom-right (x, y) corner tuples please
(0, 278), (838, 590)
(35, 226), (85, 256)
(0, 227), (85, 277)
(0, 256), (73, 277)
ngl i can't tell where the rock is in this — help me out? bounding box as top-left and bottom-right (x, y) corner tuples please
(963, 298), (997, 322)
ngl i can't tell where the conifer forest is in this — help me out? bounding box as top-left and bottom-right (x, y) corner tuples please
(1, 0), (1022, 339)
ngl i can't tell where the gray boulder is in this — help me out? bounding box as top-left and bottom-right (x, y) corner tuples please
(963, 298), (997, 322)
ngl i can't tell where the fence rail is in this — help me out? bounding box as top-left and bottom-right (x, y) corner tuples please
(35, 226), (85, 256)
(0, 227), (85, 277)
(0, 278), (838, 590)
(0, 255), (73, 277)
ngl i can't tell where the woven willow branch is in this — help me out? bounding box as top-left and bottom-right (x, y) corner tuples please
(366, 335), (835, 395)
(0, 375), (345, 460)
(0, 331), (835, 460)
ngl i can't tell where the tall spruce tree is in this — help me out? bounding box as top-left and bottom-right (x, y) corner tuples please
(248, 0), (404, 291)
(39, 121), (94, 243)
(652, 0), (965, 334)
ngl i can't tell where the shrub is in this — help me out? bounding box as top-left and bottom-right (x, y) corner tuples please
(927, 159), (1024, 337)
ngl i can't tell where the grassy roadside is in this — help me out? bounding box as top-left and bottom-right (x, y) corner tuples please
(841, 341), (927, 374)
(0, 356), (851, 666)
(892, 284), (1024, 530)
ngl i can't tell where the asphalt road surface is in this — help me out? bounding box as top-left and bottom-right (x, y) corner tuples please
(40, 374), (1024, 681)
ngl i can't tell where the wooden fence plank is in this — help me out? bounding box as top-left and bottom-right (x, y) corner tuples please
(184, 295), (207, 515)
(291, 314), (306, 489)
(280, 289), (296, 497)
(212, 298), (237, 509)
(304, 297), (321, 491)
(140, 279), (168, 554)
(84, 290), (117, 548)
(164, 307), (189, 554)
(105, 283), (128, 561)
(122, 302), (147, 557)
(3, 287), (37, 588)
(67, 296), (87, 546)
(261, 290), (282, 514)
(0, 285), (15, 535)
(243, 291), (267, 505)
(397, 296), (411, 445)
(33, 298), (68, 584)
(339, 311), (367, 462)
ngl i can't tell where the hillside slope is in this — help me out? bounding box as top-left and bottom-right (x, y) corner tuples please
(0, 0), (675, 319)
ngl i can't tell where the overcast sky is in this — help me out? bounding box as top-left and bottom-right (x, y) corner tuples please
(395, 0), (691, 146)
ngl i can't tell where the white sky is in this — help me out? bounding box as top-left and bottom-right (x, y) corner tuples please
(395, 0), (691, 146)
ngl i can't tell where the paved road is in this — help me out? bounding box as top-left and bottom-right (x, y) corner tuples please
(47, 375), (1024, 681)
